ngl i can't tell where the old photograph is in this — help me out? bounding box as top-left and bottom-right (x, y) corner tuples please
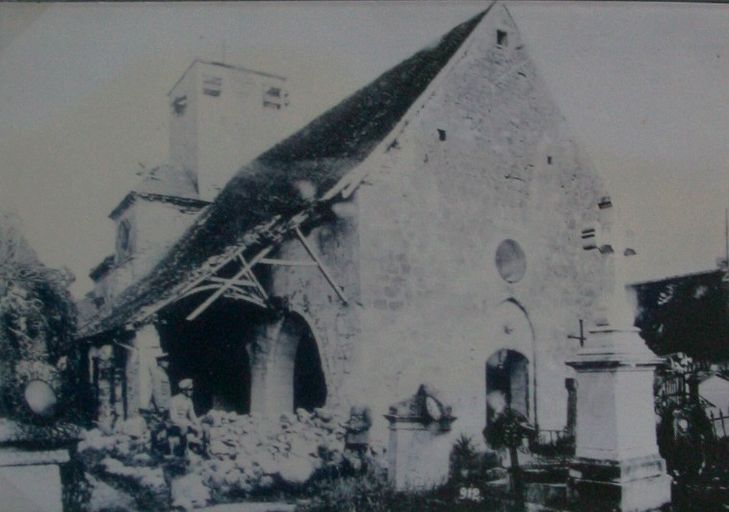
(1, 1), (728, 510)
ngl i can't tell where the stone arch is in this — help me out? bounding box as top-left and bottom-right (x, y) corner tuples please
(250, 311), (327, 415)
(486, 298), (537, 425)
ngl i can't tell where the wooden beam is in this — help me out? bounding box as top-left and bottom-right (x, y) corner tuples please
(224, 289), (267, 309)
(294, 227), (348, 305)
(259, 258), (318, 267)
(208, 276), (257, 288)
(236, 254), (269, 301)
(186, 245), (274, 321)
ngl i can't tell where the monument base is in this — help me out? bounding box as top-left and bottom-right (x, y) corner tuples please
(568, 454), (672, 512)
(387, 421), (454, 491)
(0, 448), (69, 512)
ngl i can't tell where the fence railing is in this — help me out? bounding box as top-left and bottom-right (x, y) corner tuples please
(709, 410), (729, 439)
(528, 428), (575, 459)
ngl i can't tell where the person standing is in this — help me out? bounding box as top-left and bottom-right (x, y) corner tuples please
(168, 378), (202, 456)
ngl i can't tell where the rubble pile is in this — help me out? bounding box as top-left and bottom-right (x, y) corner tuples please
(77, 423), (169, 511)
(198, 407), (348, 499)
(75, 407), (352, 510)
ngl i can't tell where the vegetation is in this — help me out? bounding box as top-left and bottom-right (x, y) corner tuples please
(0, 211), (87, 433)
(634, 270), (729, 361)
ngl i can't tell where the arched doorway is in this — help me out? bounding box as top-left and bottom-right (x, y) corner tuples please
(293, 330), (327, 412)
(259, 313), (327, 414)
(485, 299), (536, 426)
(486, 349), (529, 424)
(158, 297), (257, 415)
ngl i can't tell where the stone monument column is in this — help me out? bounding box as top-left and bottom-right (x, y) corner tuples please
(567, 197), (671, 511)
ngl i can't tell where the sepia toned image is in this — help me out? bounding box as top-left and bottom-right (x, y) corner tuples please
(1, 1), (729, 510)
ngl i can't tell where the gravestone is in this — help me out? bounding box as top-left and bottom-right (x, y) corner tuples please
(384, 385), (456, 491)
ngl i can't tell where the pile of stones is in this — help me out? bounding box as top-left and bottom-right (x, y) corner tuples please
(74, 408), (352, 510)
(76, 424), (169, 511)
(198, 407), (348, 500)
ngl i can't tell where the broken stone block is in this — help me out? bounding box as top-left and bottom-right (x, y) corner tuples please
(278, 455), (315, 486)
(86, 474), (137, 512)
(171, 472), (210, 511)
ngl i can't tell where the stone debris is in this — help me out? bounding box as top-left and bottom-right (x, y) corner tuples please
(100, 456), (167, 493)
(76, 407), (351, 509)
(171, 472), (211, 511)
(86, 474), (137, 512)
(200, 408), (348, 498)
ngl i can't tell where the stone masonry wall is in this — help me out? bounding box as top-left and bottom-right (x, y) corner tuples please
(264, 201), (362, 413)
(348, 5), (610, 446)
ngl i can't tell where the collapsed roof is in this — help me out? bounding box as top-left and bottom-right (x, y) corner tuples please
(78, 6), (490, 339)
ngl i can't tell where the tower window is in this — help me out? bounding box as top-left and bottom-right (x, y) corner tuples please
(547, 156), (552, 165)
(437, 129), (447, 141)
(117, 219), (133, 260)
(497, 30), (508, 47)
(202, 75), (222, 97)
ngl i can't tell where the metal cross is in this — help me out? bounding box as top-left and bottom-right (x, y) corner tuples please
(567, 319), (586, 347)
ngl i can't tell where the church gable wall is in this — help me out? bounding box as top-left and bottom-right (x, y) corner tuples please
(348, 6), (610, 444)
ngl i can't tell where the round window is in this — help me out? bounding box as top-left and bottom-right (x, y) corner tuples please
(495, 239), (526, 283)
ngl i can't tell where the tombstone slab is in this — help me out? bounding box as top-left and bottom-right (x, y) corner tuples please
(0, 448), (69, 512)
(384, 385), (455, 491)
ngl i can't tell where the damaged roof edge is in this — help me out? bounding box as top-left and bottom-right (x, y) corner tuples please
(77, 6), (492, 339)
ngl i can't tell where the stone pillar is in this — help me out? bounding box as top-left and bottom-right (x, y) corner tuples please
(0, 448), (69, 512)
(384, 385), (456, 491)
(125, 323), (164, 416)
(248, 319), (283, 416)
(565, 378), (577, 437)
(93, 344), (116, 433)
(568, 198), (671, 511)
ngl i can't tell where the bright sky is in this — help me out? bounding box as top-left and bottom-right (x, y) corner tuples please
(1, 1), (728, 297)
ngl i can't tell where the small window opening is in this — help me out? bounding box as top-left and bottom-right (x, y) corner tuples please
(172, 95), (187, 116)
(497, 30), (508, 47)
(547, 156), (552, 165)
(263, 85), (289, 109)
(202, 75), (222, 97)
(437, 129), (446, 141)
(117, 219), (133, 260)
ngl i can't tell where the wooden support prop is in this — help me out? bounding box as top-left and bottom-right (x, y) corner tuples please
(294, 227), (348, 305)
(224, 289), (267, 309)
(236, 254), (269, 301)
(208, 276), (257, 288)
(187, 245), (274, 321)
(259, 258), (318, 267)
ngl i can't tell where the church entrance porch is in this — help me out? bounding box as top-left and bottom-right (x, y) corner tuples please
(157, 297), (258, 415)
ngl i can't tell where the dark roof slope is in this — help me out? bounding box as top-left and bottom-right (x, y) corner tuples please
(79, 7), (489, 338)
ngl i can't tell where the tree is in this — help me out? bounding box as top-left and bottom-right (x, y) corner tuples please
(0, 211), (84, 431)
(483, 407), (534, 509)
(634, 271), (729, 361)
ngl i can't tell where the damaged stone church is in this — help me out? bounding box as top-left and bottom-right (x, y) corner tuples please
(78, 3), (611, 456)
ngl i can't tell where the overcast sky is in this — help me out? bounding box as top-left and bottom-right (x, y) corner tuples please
(1, 1), (728, 297)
